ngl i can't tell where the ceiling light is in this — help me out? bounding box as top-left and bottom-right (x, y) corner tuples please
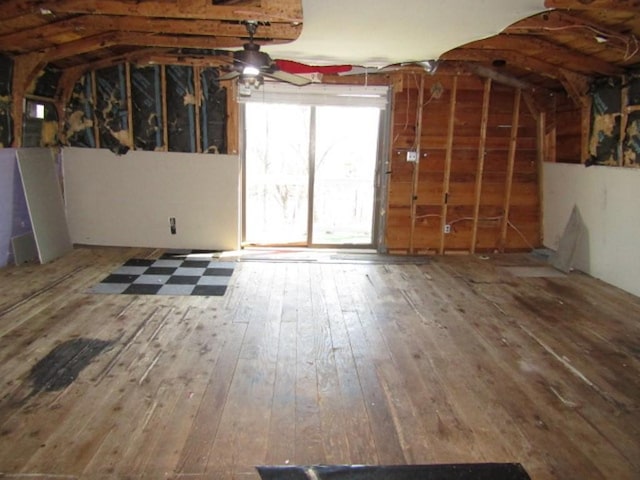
(243, 66), (260, 76)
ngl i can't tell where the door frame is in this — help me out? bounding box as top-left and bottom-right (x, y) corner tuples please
(240, 86), (391, 251)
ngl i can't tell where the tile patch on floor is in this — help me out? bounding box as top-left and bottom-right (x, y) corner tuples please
(89, 255), (235, 296)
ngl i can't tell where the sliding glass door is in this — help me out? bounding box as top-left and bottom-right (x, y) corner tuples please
(243, 91), (383, 248)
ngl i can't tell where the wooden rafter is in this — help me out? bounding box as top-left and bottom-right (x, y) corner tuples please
(443, 49), (590, 88)
(0, 15), (301, 53)
(39, 0), (303, 22)
(544, 0), (640, 11)
(466, 34), (622, 76)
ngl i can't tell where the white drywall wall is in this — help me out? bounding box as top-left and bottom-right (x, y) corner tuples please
(544, 162), (640, 297)
(63, 148), (241, 251)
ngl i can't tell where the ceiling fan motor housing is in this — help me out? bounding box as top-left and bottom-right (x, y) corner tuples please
(234, 44), (272, 71)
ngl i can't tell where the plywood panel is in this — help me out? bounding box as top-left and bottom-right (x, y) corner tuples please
(16, 148), (72, 264)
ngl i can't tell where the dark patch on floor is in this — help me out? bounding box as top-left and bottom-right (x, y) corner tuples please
(29, 338), (114, 393)
(256, 463), (531, 480)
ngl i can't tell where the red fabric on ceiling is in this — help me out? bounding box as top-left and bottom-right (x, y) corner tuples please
(275, 59), (353, 74)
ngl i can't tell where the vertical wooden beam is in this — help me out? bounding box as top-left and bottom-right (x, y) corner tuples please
(10, 52), (47, 147)
(55, 66), (84, 145)
(125, 62), (134, 149)
(439, 75), (458, 255)
(409, 74), (425, 255)
(619, 76), (629, 166)
(194, 66), (202, 153)
(537, 112), (546, 247)
(91, 70), (100, 148)
(160, 64), (169, 151)
(471, 78), (492, 254)
(499, 88), (522, 251)
(580, 95), (592, 164)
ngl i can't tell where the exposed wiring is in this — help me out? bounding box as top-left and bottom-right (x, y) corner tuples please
(412, 214), (536, 250)
(534, 24), (639, 61)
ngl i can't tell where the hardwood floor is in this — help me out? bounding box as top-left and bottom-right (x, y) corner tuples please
(0, 247), (638, 479)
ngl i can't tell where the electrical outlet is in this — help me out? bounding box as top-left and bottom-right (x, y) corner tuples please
(406, 150), (418, 162)
(444, 224), (451, 234)
(169, 217), (176, 235)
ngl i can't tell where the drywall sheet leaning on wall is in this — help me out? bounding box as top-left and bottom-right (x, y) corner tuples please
(543, 162), (640, 297)
(63, 148), (241, 251)
(16, 148), (72, 264)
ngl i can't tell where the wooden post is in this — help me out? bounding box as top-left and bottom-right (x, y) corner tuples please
(10, 52), (47, 147)
(225, 79), (238, 154)
(409, 74), (425, 254)
(537, 111), (546, 247)
(471, 78), (492, 254)
(194, 66), (202, 153)
(619, 77), (629, 166)
(160, 64), (169, 151)
(499, 88), (522, 251)
(439, 75), (458, 255)
(580, 95), (591, 164)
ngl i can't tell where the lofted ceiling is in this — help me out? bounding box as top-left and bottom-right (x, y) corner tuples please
(0, 0), (639, 97)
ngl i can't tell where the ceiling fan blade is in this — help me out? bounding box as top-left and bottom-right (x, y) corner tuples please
(264, 69), (312, 86)
(219, 71), (241, 81)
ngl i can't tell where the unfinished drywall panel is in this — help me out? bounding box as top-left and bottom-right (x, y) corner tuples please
(16, 148), (72, 264)
(131, 65), (163, 151)
(543, 162), (640, 297)
(0, 148), (33, 267)
(63, 148), (241, 250)
(166, 65), (196, 153)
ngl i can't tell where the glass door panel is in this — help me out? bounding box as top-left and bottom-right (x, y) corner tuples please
(312, 106), (380, 245)
(244, 103), (311, 245)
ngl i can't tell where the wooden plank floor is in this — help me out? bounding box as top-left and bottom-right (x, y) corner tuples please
(0, 247), (638, 479)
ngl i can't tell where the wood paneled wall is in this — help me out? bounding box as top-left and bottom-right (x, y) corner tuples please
(386, 73), (540, 254)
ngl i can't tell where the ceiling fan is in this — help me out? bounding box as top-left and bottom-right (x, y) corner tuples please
(219, 21), (312, 89)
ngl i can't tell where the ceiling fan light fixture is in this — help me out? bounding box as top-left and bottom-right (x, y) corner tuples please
(243, 65), (261, 76)
(240, 73), (263, 90)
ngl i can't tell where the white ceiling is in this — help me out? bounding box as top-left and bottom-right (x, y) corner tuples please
(267, 0), (547, 67)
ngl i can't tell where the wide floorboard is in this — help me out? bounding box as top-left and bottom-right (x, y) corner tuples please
(0, 247), (638, 479)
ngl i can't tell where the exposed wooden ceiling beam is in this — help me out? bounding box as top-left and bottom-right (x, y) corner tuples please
(466, 34), (623, 76)
(462, 62), (535, 90)
(0, 14), (301, 52)
(544, 0), (640, 11)
(39, 0), (302, 22)
(442, 47), (590, 85)
(505, 11), (638, 58)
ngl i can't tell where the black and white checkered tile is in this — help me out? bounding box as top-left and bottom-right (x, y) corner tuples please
(90, 257), (235, 296)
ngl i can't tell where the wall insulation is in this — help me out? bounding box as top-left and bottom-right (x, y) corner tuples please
(63, 63), (227, 155)
(0, 54), (13, 148)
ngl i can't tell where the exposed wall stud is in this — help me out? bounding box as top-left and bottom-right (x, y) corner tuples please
(439, 75), (458, 255)
(499, 88), (522, 251)
(471, 78), (492, 253)
(409, 74), (425, 254)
